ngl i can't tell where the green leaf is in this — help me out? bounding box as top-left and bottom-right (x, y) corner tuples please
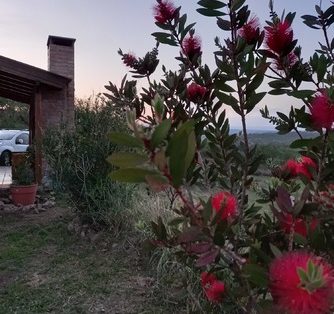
(290, 138), (316, 149)
(145, 174), (169, 192)
(109, 132), (143, 148)
(185, 130), (196, 174)
(109, 168), (158, 183)
(151, 32), (178, 46)
(151, 119), (172, 148)
(107, 152), (148, 168)
(167, 120), (196, 187)
(268, 80), (290, 89)
(231, 0), (246, 11)
(180, 22), (196, 40)
(243, 264), (268, 288)
(196, 8), (225, 16)
(216, 92), (239, 107)
(217, 18), (231, 30)
(215, 80), (236, 92)
(269, 243), (282, 258)
(197, 0), (226, 9)
(317, 54), (327, 82)
(246, 92), (266, 113)
(288, 90), (314, 99)
(269, 89), (290, 95)
(247, 74), (264, 93)
(277, 112), (290, 122)
(178, 14), (187, 34)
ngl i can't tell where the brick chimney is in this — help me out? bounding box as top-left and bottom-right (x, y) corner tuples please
(47, 35), (75, 79)
(47, 35), (76, 125)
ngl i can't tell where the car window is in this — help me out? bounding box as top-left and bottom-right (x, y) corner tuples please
(15, 133), (29, 145)
(0, 131), (16, 140)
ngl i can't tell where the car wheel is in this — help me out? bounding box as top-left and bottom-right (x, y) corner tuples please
(0, 151), (11, 166)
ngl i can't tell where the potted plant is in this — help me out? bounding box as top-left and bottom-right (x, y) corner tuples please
(10, 149), (37, 206)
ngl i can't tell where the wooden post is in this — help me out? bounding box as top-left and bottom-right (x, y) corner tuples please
(33, 86), (43, 184)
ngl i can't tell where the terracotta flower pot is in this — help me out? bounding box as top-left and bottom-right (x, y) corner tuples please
(10, 183), (38, 206)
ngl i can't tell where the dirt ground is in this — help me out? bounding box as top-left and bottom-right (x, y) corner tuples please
(0, 206), (179, 314)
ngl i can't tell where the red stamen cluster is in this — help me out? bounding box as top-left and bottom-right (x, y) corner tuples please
(182, 34), (202, 60)
(153, 0), (176, 24)
(238, 16), (260, 45)
(265, 21), (294, 55)
(279, 212), (319, 238)
(269, 251), (334, 314)
(211, 191), (238, 222)
(187, 82), (207, 102)
(283, 156), (317, 180)
(122, 53), (137, 68)
(201, 272), (225, 303)
(310, 92), (334, 130)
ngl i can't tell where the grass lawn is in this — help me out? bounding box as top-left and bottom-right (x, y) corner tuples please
(0, 208), (175, 314)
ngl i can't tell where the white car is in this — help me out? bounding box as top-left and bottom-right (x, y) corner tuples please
(0, 130), (29, 166)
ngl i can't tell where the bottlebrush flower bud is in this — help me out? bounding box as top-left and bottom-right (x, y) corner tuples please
(211, 191), (238, 222)
(187, 82), (207, 102)
(310, 92), (334, 130)
(153, 0), (176, 24)
(182, 34), (202, 61)
(201, 272), (225, 303)
(238, 16), (261, 45)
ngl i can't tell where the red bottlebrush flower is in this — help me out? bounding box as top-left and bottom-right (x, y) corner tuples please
(182, 34), (202, 60)
(282, 157), (317, 180)
(265, 21), (294, 55)
(310, 93), (334, 130)
(153, 0), (176, 24)
(297, 156), (317, 180)
(283, 159), (299, 176)
(238, 16), (260, 45)
(201, 272), (225, 303)
(187, 82), (207, 102)
(211, 191), (238, 221)
(269, 251), (334, 314)
(280, 213), (319, 238)
(122, 53), (137, 68)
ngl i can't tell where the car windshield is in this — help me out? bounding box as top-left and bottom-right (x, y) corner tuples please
(0, 131), (17, 140)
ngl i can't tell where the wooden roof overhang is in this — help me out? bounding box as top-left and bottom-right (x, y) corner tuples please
(0, 55), (71, 104)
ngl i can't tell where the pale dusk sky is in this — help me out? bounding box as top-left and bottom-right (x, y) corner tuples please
(0, 0), (332, 129)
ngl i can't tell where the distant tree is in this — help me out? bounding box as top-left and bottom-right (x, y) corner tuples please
(0, 97), (29, 129)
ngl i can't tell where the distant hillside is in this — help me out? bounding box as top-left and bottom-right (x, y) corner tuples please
(247, 131), (316, 146)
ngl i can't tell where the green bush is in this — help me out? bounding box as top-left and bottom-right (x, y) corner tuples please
(43, 96), (134, 227)
(0, 97), (29, 129)
(256, 144), (298, 163)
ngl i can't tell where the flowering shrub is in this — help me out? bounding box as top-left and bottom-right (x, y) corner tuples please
(105, 0), (334, 312)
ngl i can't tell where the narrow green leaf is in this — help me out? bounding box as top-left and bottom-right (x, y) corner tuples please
(246, 92), (266, 113)
(196, 8), (225, 17)
(109, 168), (157, 183)
(151, 119), (172, 148)
(107, 152), (148, 168)
(231, 0), (246, 11)
(109, 132), (143, 148)
(269, 244), (282, 258)
(145, 174), (169, 192)
(290, 138), (316, 149)
(288, 90), (314, 99)
(217, 18), (231, 30)
(198, 0), (226, 9)
(167, 120), (196, 187)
